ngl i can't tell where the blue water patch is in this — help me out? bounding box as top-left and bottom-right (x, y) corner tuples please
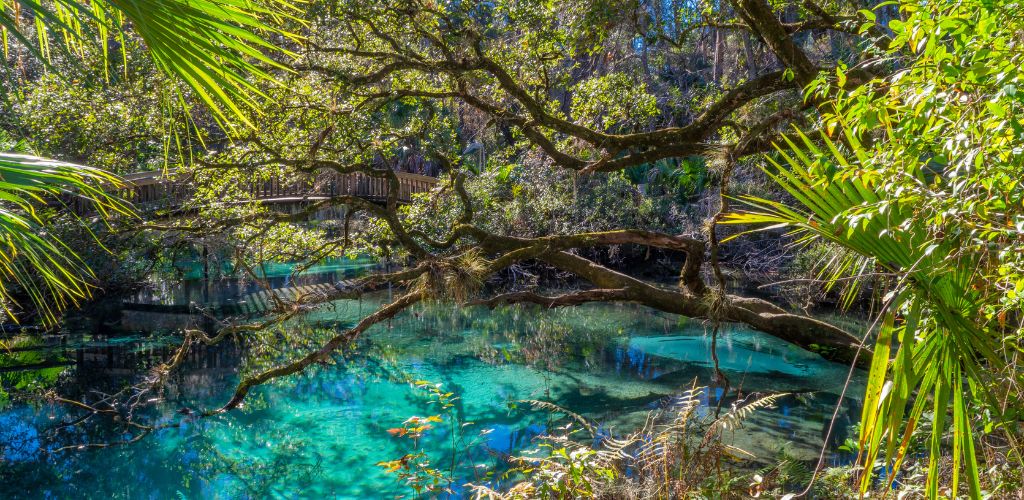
(0, 297), (864, 498)
(626, 328), (835, 379)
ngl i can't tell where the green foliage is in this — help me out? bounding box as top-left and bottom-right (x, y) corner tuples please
(467, 161), (672, 238)
(377, 379), (473, 497)
(0, 145), (131, 324)
(0, 0), (302, 325)
(727, 128), (1005, 497)
(727, 0), (1024, 491)
(10, 70), (182, 173)
(359, 160), (683, 265)
(571, 73), (658, 132)
(469, 386), (795, 499)
(625, 156), (708, 200)
(0, 335), (65, 403)
(0, 0), (302, 128)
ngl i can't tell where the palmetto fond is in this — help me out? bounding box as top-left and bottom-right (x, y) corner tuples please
(724, 129), (1003, 497)
(0, 0), (298, 323)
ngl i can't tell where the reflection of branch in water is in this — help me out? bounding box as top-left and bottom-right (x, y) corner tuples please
(41, 308), (290, 452)
(210, 289), (427, 414)
(41, 262), (436, 452)
(40, 193), (440, 452)
(44, 392), (188, 454)
(209, 438), (325, 497)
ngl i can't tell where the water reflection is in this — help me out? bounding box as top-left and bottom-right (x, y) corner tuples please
(130, 257), (377, 308)
(1, 266), (865, 498)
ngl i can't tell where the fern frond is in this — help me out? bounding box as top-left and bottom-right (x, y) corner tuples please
(519, 399), (596, 436)
(710, 392), (789, 434)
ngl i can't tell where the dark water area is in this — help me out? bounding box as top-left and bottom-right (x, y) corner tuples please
(126, 256), (379, 308)
(0, 259), (865, 498)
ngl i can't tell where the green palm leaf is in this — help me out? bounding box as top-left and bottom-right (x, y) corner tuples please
(0, 0), (302, 127)
(723, 128), (1002, 497)
(0, 0), (301, 325)
(0, 152), (133, 325)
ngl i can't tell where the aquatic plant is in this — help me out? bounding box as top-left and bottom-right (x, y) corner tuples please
(467, 386), (793, 499)
(377, 378), (486, 497)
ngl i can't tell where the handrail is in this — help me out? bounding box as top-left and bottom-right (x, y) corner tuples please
(71, 169), (438, 215)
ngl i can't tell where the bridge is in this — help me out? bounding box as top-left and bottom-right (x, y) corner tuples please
(63, 168), (439, 323)
(69, 168), (438, 215)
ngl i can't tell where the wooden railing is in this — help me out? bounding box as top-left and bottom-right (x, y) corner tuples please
(70, 169), (438, 215)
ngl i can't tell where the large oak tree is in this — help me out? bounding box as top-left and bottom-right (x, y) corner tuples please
(157, 0), (895, 412)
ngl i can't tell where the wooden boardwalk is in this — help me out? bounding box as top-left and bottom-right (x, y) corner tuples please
(70, 169), (437, 215)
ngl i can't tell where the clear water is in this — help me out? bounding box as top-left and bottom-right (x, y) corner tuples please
(0, 260), (864, 499)
(129, 256), (379, 307)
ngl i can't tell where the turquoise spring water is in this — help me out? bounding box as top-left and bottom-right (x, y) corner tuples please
(0, 259), (864, 498)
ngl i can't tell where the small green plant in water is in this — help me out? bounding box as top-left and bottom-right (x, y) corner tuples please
(377, 379), (461, 496)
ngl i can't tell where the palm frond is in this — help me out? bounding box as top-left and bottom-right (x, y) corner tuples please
(0, 153), (132, 325)
(722, 127), (999, 497)
(0, 0), (303, 128)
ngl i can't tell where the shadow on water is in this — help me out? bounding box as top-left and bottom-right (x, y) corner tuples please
(0, 260), (866, 498)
